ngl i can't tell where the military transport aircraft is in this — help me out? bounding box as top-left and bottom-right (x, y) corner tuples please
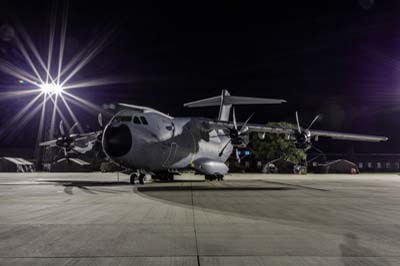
(40, 90), (388, 184)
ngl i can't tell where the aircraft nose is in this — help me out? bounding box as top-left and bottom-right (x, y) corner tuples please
(103, 124), (132, 157)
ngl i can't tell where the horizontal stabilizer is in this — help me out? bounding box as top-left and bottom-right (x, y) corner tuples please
(184, 90), (286, 121)
(184, 94), (286, 108)
(224, 96), (286, 105)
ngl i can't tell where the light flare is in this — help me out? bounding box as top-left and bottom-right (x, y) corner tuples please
(40, 83), (64, 95)
(0, 4), (128, 148)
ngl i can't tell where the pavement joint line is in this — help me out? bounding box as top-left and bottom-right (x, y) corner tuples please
(191, 181), (201, 266)
(1, 255), (400, 258)
(262, 180), (330, 191)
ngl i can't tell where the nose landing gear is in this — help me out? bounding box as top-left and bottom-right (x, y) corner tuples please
(205, 174), (224, 181)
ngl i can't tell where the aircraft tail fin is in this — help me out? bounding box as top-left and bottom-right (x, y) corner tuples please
(183, 90), (286, 121)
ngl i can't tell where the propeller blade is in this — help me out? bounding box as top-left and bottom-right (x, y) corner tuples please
(311, 144), (324, 155)
(307, 115), (320, 129)
(232, 107), (237, 130)
(235, 148), (241, 163)
(63, 148), (68, 158)
(295, 111), (301, 133)
(59, 120), (65, 136)
(69, 122), (79, 135)
(239, 112), (254, 135)
(98, 113), (103, 129)
(218, 139), (232, 157)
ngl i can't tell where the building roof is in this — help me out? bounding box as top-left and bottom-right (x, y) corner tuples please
(56, 158), (91, 166)
(320, 159), (356, 167)
(1, 157), (33, 165)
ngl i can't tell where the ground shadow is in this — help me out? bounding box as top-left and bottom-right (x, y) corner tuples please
(137, 186), (296, 192)
(339, 233), (391, 265)
(42, 180), (131, 195)
(135, 180), (336, 224)
(43, 180), (131, 186)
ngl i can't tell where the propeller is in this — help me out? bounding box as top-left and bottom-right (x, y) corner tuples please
(54, 120), (80, 158)
(82, 113), (106, 158)
(41, 113), (107, 163)
(218, 107), (253, 162)
(293, 111), (320, 150)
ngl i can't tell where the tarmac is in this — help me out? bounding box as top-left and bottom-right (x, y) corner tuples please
(0, 172), (400, 266)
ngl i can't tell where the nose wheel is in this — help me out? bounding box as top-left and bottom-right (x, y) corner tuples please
(138, 174), (145, 184)
(130, 174), (137, 184)
(205, 174), (224, 181)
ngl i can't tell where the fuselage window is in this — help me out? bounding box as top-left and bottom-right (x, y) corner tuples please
(140, 116), (148, 125)
(133, 116), (141, 124)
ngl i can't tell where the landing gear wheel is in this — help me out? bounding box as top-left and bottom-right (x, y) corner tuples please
(130, 174), (137, 184)
(139, 174), (145, 185)
(205, 175), (216, 181)
(216, 175), (224, 181)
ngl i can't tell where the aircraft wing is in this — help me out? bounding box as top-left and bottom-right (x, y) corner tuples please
(207, 121), (388, 142)
(73, 131), (102, 147)
(307, 129), (388, 142)
(39, 131), (102, 148)
(39, 139), (58, 147)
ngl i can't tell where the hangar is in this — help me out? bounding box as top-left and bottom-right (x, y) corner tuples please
(314, 159), (359, 174)
(50, 158), (92, 172)
(0, 157), (34, 172)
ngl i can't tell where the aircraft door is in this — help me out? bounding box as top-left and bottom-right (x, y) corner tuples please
(163, 142), (178, 167)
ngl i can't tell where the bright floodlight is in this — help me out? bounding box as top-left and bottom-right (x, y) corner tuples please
(40, 83), (63, 95)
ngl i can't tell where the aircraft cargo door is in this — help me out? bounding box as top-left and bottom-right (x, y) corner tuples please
(163, 142), (178, 167)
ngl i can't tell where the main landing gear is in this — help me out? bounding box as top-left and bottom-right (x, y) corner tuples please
(130, 173), (145, 185)
(151, 173), (175, 182)
(205, 174), (224, 181)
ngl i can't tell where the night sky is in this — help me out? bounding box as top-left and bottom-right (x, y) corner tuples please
(0, 0), (399, 154)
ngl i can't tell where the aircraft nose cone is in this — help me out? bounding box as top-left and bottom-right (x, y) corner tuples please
(103, 124), (132, 157)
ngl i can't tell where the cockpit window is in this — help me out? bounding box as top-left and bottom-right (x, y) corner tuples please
(140, 116), (148, 125)
(114, 116), (132, 122)
(133, 116), (141, 124)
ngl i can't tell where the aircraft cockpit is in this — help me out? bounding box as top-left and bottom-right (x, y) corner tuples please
(112, 114), (149, 125)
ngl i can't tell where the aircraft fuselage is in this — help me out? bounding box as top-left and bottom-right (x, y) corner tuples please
(102, 110), (232, 176)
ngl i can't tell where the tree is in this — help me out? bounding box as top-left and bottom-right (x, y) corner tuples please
(250, 122), (306, 164)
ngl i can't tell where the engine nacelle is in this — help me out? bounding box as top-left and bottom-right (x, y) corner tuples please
(258, 132), (266, 140)
(294, 130), (312, 150)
